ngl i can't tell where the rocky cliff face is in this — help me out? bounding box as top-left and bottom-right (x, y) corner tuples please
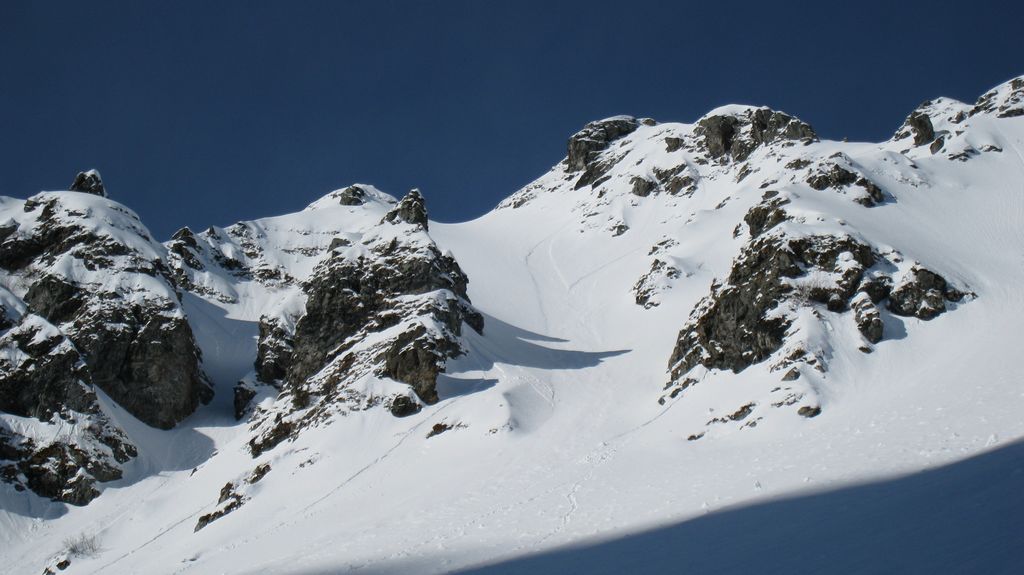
(247, 189), (483, 456)
(0, 173), (209, 504)
(0, 267), (136, 506)
(0, 186), (210, 428)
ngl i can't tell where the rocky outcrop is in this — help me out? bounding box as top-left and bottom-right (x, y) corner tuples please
(248, 190), (482, 455)
(69, 169), (107, 197)
(382, 189), (429, 230)
(194, 463), (271, 531)
(0, 296), (136, 505)
(630, 176), (656, 197)
(888, 267), (964, 320)
(255, 316), (293, 384)
(743, 191), (790, 237)
(851, 292), (884, 344)
(666, 185), (971, 406)
(0, 307), (93, 419)
(0, 186), (210, 429)
(567, 116), (640, 172)
(633, 259), (682, 309)
(971, 76), (1024, 118)
(566, 116), (640, 189)
(805, 157), (885, 207)
(695, 107), (817, 162)
(668, 232), (875, 380)
(335, 185), (368, 206)
(902, 112), (936, 146)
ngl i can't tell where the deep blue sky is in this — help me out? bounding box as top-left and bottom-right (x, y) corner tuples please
(1, 1), (1020, 239)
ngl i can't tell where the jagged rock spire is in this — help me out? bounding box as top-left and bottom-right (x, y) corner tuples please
(383, 188), (429, 230)
(69, 169), (107, 197)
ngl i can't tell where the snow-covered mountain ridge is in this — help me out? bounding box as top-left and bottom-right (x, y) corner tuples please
(2, 76), (1024, 574)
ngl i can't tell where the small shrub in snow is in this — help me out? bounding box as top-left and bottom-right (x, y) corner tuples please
(63, 532), (101, 557)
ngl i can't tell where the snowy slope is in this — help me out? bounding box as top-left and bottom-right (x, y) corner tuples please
(3, 76), (1024, 574)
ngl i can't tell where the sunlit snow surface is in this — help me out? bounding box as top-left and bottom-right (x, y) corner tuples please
(3, 80), (1024, 574)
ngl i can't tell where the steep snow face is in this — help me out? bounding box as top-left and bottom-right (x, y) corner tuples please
(3, 76), (1024, 574)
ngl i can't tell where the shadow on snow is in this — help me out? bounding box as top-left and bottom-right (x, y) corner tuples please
(454, 440), (1024, 575)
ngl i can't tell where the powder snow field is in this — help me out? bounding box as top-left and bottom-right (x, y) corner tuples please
(3, 78), (1024, 573)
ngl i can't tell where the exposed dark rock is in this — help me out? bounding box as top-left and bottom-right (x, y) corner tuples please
(78, 312), (208, 429)
(696, 115), (739, 159)
(971, 77), (1024, 118)
(245, 191), (484, 455)
(248, 417), (293, 457)
(735, 163), (754, 182)
(0, 427), (127, 506)
(329, 237), (352, 250)
(255, 316), (293, 384)
(806, 162), (885, 206)
(798, 406), (822, 418)
(285, 237), (480, 393)
(0, 192), (210, 429)
(69, 170), (107, 197)
(195, 483), (245, 532)
(858, 276), (893, 303)
(630, 176), (656, 197)
(0, 220), (17, 244)
(744, 192), (790, 237)
(426, 422), (455, 438)
(888, 268), (958, 320)
(380, 324), (455, 404)
(729, 403), (755, 421)
(851, 293), (884, 343)
(854, 178), (885, 206)
(566, 116), (640, 172)
(807, 164), (858, 190)
(23, 275), (83, 326)
(633, 259), (682, 309)
(167, 228), (205, 270)
(652, 164), (696, 196)
(0, 318), (94, 419)
(1, 299), (137, 505)
(383, 189), (429, 230)
(668, 234), (874, 379)
(249, 463), (271, 483)
(389, 395), (421, 417)
(233, 382), (258, 420)
(336, 185), (368, 206)
(664, 137), (684, 152)
(567, 117), (640, 190)
(696, 108), (817, 162)
(905, 112), (936, 146)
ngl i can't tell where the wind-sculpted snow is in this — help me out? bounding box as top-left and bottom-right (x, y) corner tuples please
(3, 76), (1024, 574)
